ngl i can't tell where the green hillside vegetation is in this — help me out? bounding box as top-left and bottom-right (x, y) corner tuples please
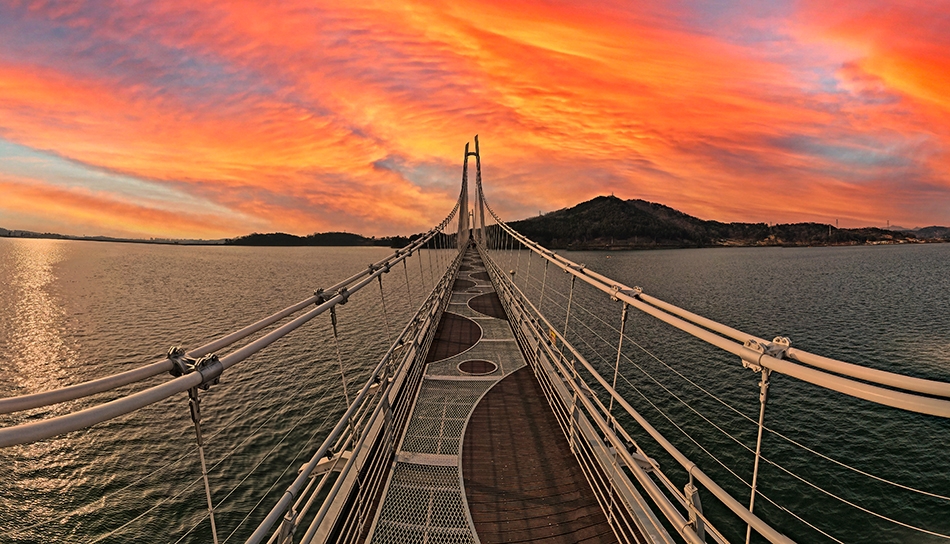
(508, 196), (945, 249)
(226, 231), (400, 246)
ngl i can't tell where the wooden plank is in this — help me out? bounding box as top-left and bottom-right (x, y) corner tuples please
(462, 366), (620, 544)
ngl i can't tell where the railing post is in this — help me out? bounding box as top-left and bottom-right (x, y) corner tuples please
(475, 135), (486, 244)
(458, 142), (470, 250)
(569, 356), (579, 452)
(278, 506), (297, 544)
(685, 478), (706, 543)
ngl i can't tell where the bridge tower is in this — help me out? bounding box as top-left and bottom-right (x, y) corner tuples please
(474, 135), (486, 245)
(458, 142), (471, 248)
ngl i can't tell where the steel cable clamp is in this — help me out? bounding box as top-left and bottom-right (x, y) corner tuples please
(166, 346), (222, 390)
(167, 346), (196, 377)
(314, 288), (328, 305)
(610, 285), (643, 301)
(742, 336), (791, 372)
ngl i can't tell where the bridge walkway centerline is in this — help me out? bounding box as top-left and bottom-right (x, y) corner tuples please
(366, 246), (622, 544)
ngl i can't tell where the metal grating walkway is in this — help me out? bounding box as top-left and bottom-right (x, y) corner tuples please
(369, 248), (617, 544)
(370, 463), (476, 544)
(400, 380), (494, 455)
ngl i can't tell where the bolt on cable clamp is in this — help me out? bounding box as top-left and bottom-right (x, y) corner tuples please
(194, 354), (223, 390)
(314, 288), (328, 305)
(337, 287), (350, 304)
(611, 285), (643, 300)
(167, 346), (197, 377)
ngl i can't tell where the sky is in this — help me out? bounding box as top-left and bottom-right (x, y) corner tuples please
(1, 0), (948, 239)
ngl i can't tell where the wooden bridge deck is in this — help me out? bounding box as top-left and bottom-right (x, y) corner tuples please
(463, 365), (618, 543)
(371, 247), (619, 543)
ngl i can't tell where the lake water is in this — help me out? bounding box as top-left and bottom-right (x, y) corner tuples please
(501, 242), (950, 544)
(1, 238), (948, 543)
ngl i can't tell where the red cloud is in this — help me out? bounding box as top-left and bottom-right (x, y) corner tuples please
(1, 0), (949, 237)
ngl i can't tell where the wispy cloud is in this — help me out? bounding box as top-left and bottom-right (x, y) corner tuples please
(1, 0), (948, 237)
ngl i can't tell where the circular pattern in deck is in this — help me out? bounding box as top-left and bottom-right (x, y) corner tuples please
(468, 292), (508, 321)
(425, 312), (482, 362)
(458, 360), (497, 375)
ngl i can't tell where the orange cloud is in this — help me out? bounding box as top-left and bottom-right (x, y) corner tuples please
(1, 0), (948, 237)
(0, 174), (241, 238)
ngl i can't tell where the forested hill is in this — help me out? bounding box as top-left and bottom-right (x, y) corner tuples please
(225, 231), (412, 247)
(508, 196), (946, 250)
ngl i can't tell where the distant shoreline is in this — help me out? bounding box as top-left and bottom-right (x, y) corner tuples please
(550, 238), (949, 251)
(3, 230), (947, 251)
(0, 231), (224, 246)
(5, 193), (949, 250)
(0, 229), (414, 248)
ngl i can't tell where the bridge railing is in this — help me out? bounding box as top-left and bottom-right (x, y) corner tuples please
(2, 192), (466, 543)
(473, 169), (950, 543)
(246, 245), (463, 544)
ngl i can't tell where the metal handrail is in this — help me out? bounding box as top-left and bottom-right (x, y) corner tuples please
(247, 244), (463, 544)
(0, 203), (462, 448)
(476, 182), (950, 418)
(479, 244), (794, 544)
(0, 200), (464, 417)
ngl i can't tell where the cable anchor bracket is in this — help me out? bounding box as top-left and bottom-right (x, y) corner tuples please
(610, 285), (643, 301)
(314, 288), (328, 305)
(741, 336), (791, 372)
(166, 346), (222, 390)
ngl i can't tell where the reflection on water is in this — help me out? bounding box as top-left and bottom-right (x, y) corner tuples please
(1, 239), (77, 398)
(515, 243), (950, 544)
(0, 239), (947, 543)
(0, 239), (438, 543)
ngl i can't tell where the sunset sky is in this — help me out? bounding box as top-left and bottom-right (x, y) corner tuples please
(1, 0), (948, 239)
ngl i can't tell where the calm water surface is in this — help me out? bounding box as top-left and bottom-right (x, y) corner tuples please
(0, 238), (443, 543)
(1, 239), (948, 543)
(508, 243), (950, 544)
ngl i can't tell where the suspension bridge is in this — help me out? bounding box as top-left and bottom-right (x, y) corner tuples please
(2, 136), (949, 544)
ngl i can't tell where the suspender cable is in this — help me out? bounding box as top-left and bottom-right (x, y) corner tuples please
(417, 244), (427, 293)
(187, 387), (220, 544)
(747, 368), (772, 544)
(608, 303), (629, 417)
(564, 274), (577, 338)
(427, 243), (435, 290)
(524, 248), (532, 292)
(402, 259), (414, 309)
(515, 237), (523, 283)
(330, 304), (351, 407)
(377, 275), (392, 345)
(538, 259), (549, 312)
